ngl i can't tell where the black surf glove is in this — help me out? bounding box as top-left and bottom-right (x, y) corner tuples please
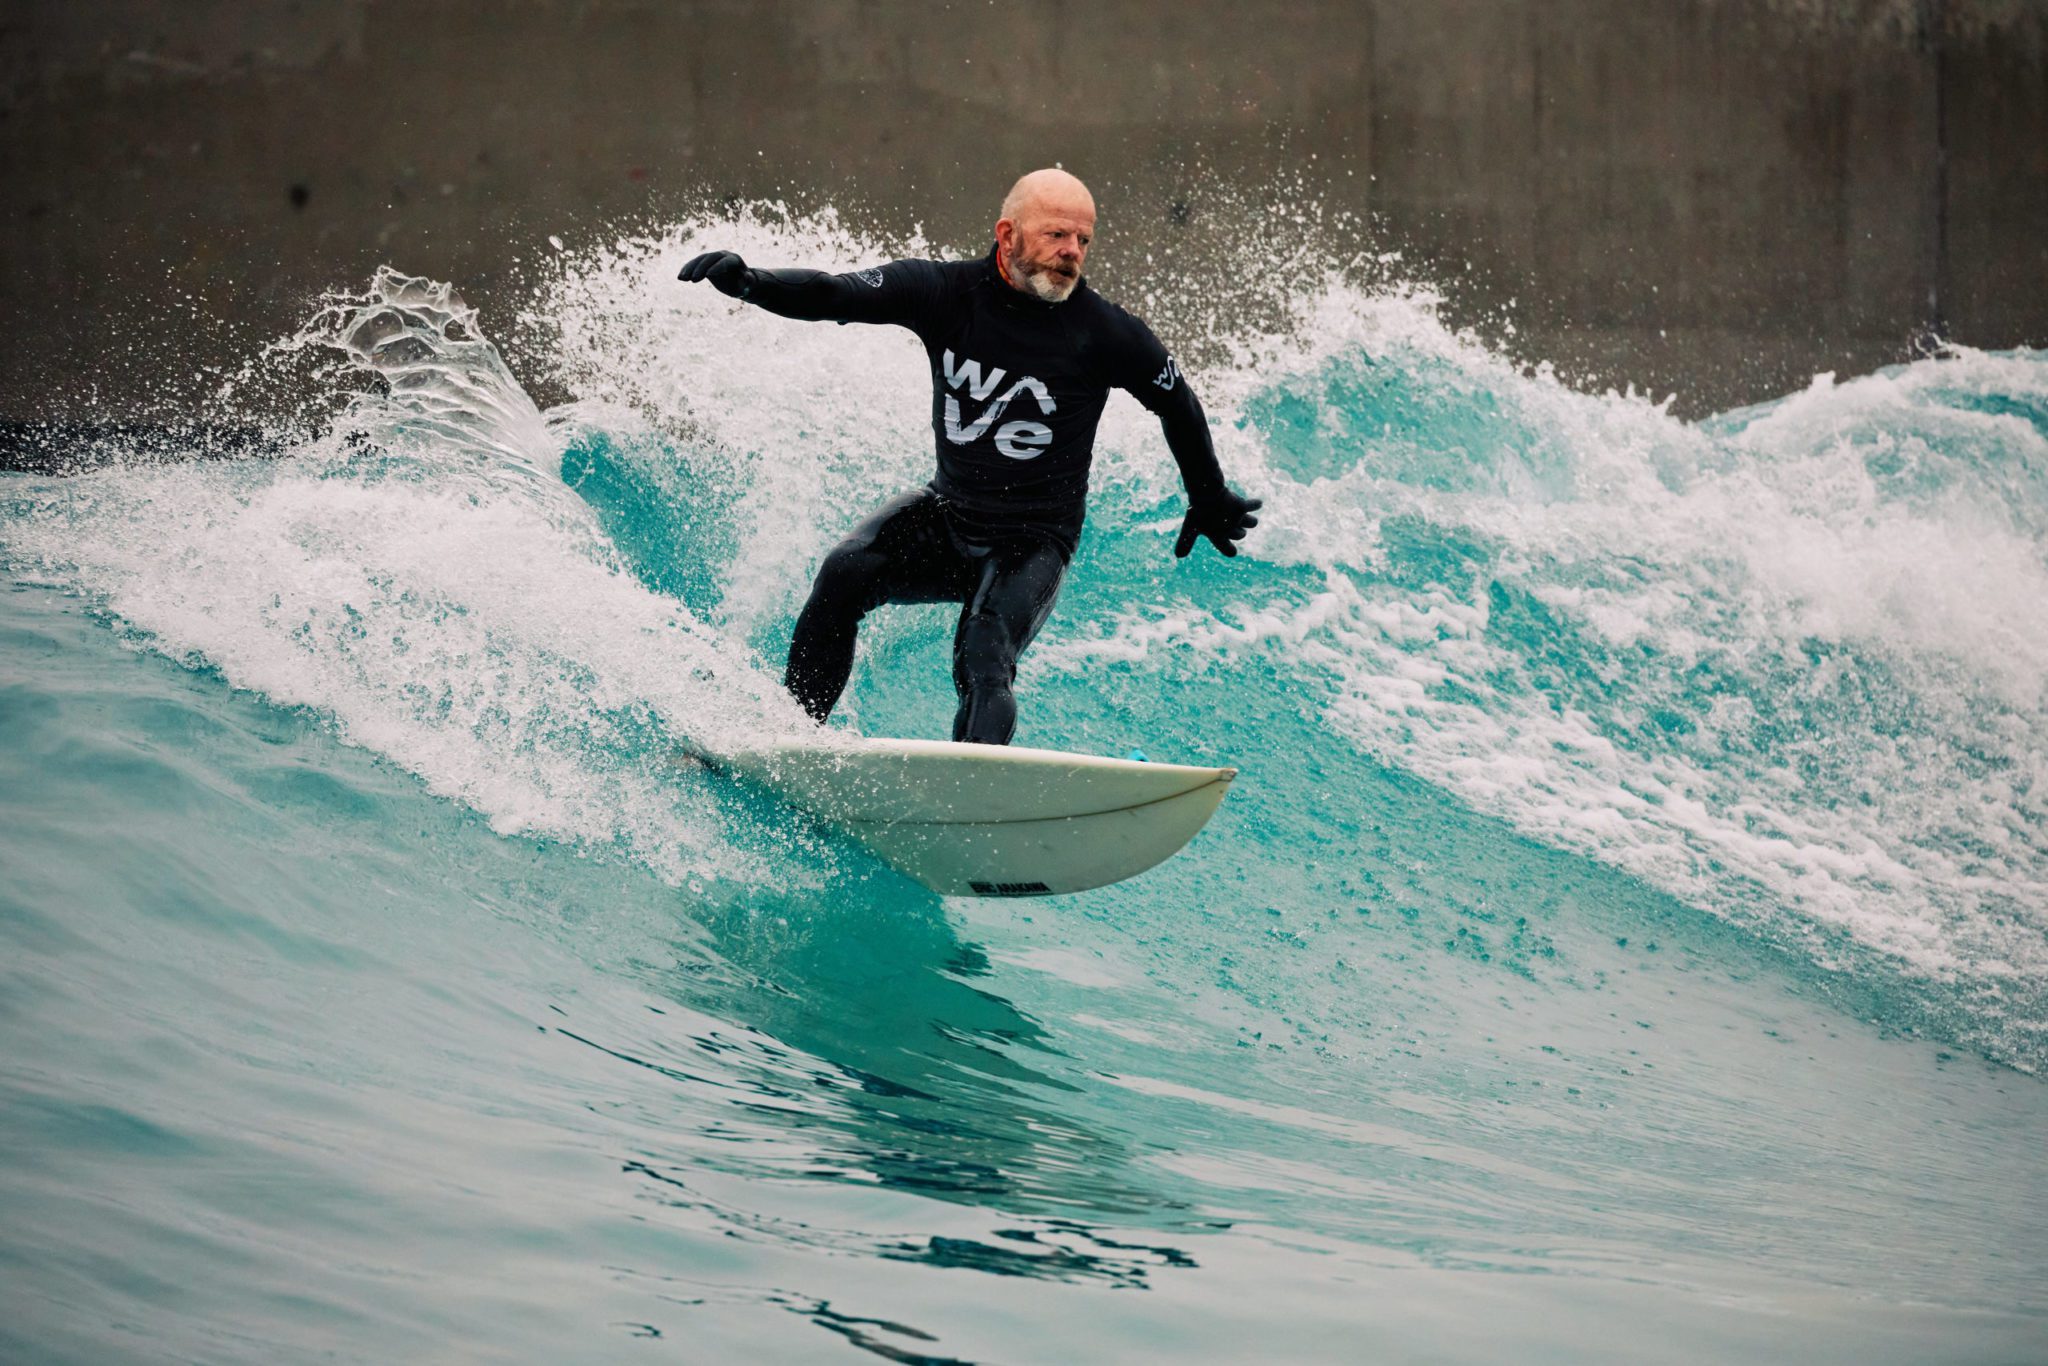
(1175, 487), (1262, 558)
(678, 250), (752, 298)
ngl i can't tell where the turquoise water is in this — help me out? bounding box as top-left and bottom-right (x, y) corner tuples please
(4, 215), (2046, 1362)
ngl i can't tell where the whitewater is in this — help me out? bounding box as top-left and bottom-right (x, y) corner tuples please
(2, 207), (2044, 1362)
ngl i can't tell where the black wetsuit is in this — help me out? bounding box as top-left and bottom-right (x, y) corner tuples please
(729, 245), (1228, 744)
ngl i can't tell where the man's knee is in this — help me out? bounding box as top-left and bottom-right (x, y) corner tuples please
(803, 544), (884, 620)
(953, 611), (1019, 692)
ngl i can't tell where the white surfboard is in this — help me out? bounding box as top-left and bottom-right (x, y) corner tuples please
(698, 736), (1236, 896)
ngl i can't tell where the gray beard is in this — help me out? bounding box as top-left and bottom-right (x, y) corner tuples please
(1011, 254), (1077, 303)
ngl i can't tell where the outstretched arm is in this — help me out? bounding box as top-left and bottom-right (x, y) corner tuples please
(678, 251), (939, 327)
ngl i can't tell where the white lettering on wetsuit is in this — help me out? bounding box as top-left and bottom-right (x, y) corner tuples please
(940, 348), (1058, 460)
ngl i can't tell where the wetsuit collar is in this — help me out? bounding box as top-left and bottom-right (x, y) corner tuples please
(985, 242), (1084, 308)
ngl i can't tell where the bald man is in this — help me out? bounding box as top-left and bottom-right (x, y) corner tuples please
(679, 169), (1260, 745)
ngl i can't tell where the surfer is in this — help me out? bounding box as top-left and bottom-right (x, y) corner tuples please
(678, 168), (1260, 745)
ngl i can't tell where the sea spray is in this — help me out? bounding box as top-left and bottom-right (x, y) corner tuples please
(520, 208), (2048, 1070)
(3, 205), (2044, 1065)
(4, 266), (818, 887)
(5, 203), (2048, 1362)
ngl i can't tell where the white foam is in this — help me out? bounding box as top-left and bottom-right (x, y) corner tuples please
(6, 268), (815, 887)
(1038, 283), (2048, 1031)
(533, 209), (939, 638)
(8, 210), (2042, 1061)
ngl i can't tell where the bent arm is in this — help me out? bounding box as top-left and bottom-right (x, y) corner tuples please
(1104, 309), (1261, 557)
(1108, 316), (1226, 500)
(1153, 383), (1228, 503)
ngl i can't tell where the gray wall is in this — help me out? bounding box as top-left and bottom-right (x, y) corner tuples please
(3, 0), (2044, 421)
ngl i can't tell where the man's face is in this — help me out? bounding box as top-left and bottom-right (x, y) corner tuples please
(998, 197), (1095, 303)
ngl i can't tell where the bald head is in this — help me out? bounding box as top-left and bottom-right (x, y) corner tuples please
(995, 168), (1097, 303)
(1000, 168), (1096, 225)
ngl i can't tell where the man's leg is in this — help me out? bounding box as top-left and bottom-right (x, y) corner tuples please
(785, 490), (964, 723)
(951, 541), (1068, 745)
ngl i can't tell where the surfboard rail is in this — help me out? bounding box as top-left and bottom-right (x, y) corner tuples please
(691, 735), (1236, 896)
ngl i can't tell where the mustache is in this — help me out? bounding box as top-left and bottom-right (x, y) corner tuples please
(1005, 248), (1081, 301)
(1015, 258), (1076, 280)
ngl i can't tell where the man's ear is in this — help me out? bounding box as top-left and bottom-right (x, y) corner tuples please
(994, 218), (1016, 252)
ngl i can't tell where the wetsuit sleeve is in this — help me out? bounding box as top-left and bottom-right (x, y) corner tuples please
(738, 258), (944, 332)
(1101, 310), (1229, 502)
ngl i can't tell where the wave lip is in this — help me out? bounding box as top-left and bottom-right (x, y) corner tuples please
(6, 210), (2047, 1073)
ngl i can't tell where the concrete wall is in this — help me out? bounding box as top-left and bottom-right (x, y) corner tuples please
(3, 0), (2044, 421)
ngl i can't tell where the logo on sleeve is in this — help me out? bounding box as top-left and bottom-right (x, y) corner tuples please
(1154, 357), (1181, 390)
(854, 267), (885, 288)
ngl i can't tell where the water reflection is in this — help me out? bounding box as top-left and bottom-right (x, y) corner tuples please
(565, 812), (1205, 1294)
